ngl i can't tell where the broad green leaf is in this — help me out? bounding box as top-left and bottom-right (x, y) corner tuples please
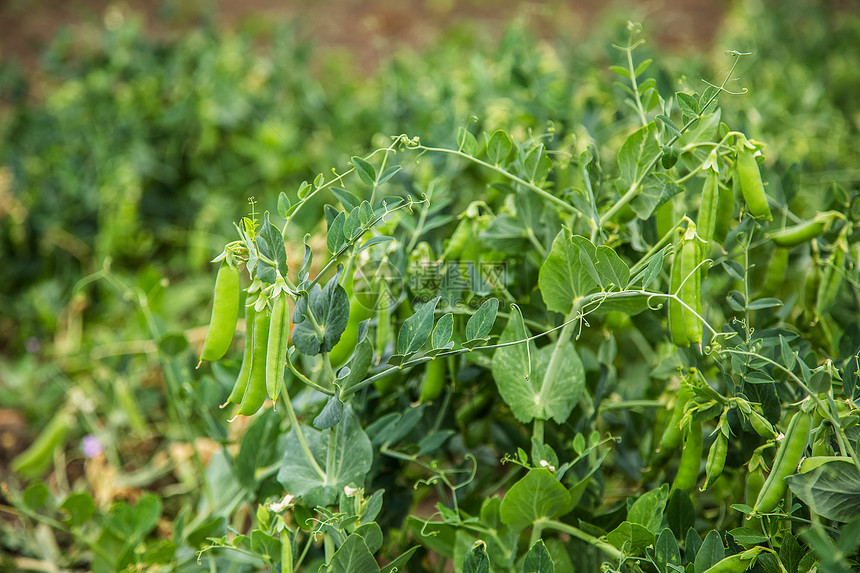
(277, 191), (290, 218)
(630, 245), (667, 289)
(60, 492), (96, 527)
(313, 395), (344, 429)
(605, 521), (654, 556)
(277, 406), (372, 507)
(654, 528), (681, 573)
(258, 212), (288, 276)
(250, 530), (281, 563)
(341, 337), (373, 394)
(354, 522), (383, 554)
(465, 298), (499, 341)
(327, 211), (346, 254)
(523, 143), (551, 183)
(666, 488), (695, 540)
(458, 127), (478, 156)
(524, 540), (554, 573)
(786, 460), (860, 521)
(630, 173), (683, 220)
(329, 532), (379, 573)
(352, 156), (377, 186)
(463, 541), (489, 573)
(292, 276), (350, 355)
(432, 313), (454, 348)
(728, 527), (769, 545)
(359, 200), (374, 226)
(377, 165), (402, 185)
(618, 122), (660, 191)
(491, 313), (585, 424)
(487, 130), (512, 165)
(595, 245), (630, 290)
(779, 533), (803, 573)
(499, 469), (571, 531)
(357, 236), (395, 253)
(571, 235), (601, 287)
(380, 547), (419, 573)
(23, 483), (50, 510)
(628, 484), (669, 534)
(236, 413), (280, 489)
(332, 187), (361, 211)
(343, 206), (361, 241)
(396, 297), (440, 355)
(695, 530), (725, 573)
(539, 230), (599, 314)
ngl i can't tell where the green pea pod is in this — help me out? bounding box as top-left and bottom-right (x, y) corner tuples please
(224, 299), (257, 406)
(816, 245), (845, 314)
(419, 357), (447, 402)
(668, 229), (690, 348)
(761, 247), (789, 297)
(767, 211), (841, 247)
(266, 293), (290, 402)
(697, 168), (719, 247)
(736, 139), (772, 221)
(655, 199), (677, 243)
(714, 177), (735, 242)
(680, 226), (703, 346)
(671, 421), (702, 492)
(12, 408), (73, 479)
(747, 410), (776, 439)
(659, 382), (693, 452)
(237, 301), (271, 416)
(702, 547), (764, 573)
(442, 216), (474, 261)
(199, 261), (241, 365)
(701, 431), (728, 490)
(753, 409), (812, 515)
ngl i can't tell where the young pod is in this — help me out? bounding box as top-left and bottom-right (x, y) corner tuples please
(766, 211), (841, 247)
(680, 224), (703, 346)
(697, 168), (720, 247)
(419, 357), (447, 402)
(816, 245), (845, 314)
(671, 421), (703, 492)
(714, 177), (736, 243)
(752, 409), (813, 515)
(224, 299), (257, 406)
(237, 301), (272, 417)
(668, 229), (690, 347)
(701, 431), (728, 490)
(266, 292), (290, 402)
(659, 382), (694, 452)
(199, 261), (242, 364)
(702, 547), (764, 573)
(761, 247), (789, 297)
(735, 138), (772, 221)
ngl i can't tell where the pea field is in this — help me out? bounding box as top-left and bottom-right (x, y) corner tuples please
(2, 1), (860, 572)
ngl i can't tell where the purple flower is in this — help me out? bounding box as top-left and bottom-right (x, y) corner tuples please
(81, 434), (104, 458)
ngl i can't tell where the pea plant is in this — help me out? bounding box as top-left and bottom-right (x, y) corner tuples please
(8, 22), (860, 573)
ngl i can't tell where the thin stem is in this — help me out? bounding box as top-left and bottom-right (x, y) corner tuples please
(281, 391), (326, 479)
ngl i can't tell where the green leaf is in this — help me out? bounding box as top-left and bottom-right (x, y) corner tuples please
(491, 313), (585, 424)
(458, 127), (478, 156)
(786, 460), (860, 521)
(344, 206), (361, 241)
(675, 92), (699, 116)
(654, 528), (681, 573)
(23, 482), (50, 510)
(250, 530), (281, 563)
(354, 522), (384, 554)
(277, 406), (372, 507)
(605, 521), (654, 556)
(539, 230), (599, 314)
(329, 532), (380, 573)
(377, 165), (402, 186)
(666, 488), (695, 540)
(465, 298), (499, 341)
(341, 337), (373, 394)
(463, 541), (489, 573)
(695, 530), (725, 573)
(292, 274), (350, 355)
(523, 143), (551, 183)
(628, 484), (669, 534)
(236, 413), (280, 489)
(748, 297), (783, 310)
(499, 469), (571, 531)
(380, 547), (419, 573)
(631, 245), (667, 289)
(432, 313), (454, 348)
(618, 122), (660, 191)
(779, 533), (803, 573)
(331, 187), (360, 211)
(327, 211), (346, 254)
(352, 156), (377, 186)
(396, 297), (440, 355)
(359, 200), (374, 226)
(313, 395), (344, 429)
(524, 540), (554, 573)
(277, 192), (291, 218)
(60, 492), (96, 527)
(487, 130), (512, 165)
(595, 245), (630, 290)
(729, 527), (769, 545)
(357, 236), (394, 253)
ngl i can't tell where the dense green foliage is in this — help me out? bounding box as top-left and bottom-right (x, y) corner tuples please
(2, 1), (860, 572)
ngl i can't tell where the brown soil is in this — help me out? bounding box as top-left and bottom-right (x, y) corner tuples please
(0, 0), (727, 71)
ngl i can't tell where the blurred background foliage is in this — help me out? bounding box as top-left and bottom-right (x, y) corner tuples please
(0, 0), (858, 564)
